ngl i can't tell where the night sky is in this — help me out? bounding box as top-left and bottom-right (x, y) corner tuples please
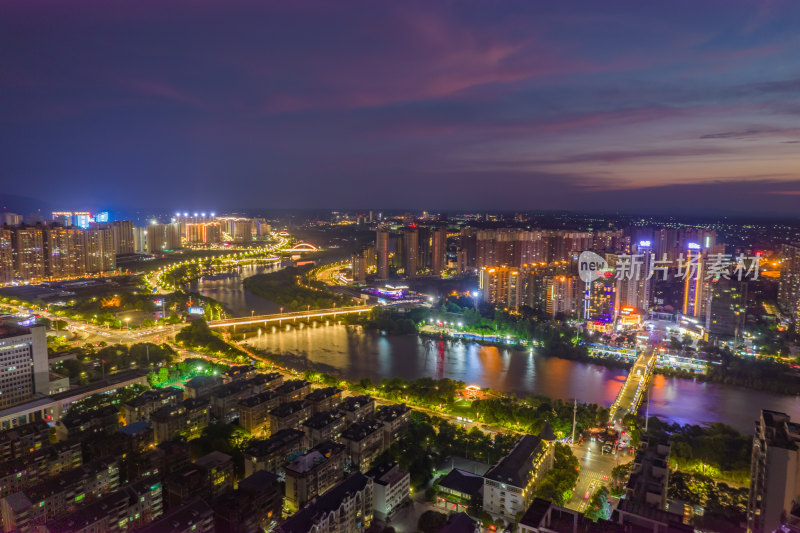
(2, 1), (799, 215)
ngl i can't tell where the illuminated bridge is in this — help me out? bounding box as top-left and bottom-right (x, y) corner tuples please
(609, 346), (658, 423)
(207, 305), (374, 328)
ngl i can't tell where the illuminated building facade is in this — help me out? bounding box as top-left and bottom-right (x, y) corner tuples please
(351, 250), (367, 284)
(403, 226), (418, 277)
(706, 278), (747, 338)
(11, 226), (45, 280)
(110, 220), (135, 255)
(480, 266), (522, 310)
(51, 212), (73, 227)
(73, 212), (91, 229)
(375, 228), (389, 279)
(778, 243), (800, 331)
(44, 226), (86, 278)
(431, 227), (447, 276)
(0, 229), (12, 283)
(185, 222), (222, 245)
(0, 324), (49, 409)
(84, 227), (115, 273)
(146, 223), (181, 253)
(682, 248), (708, 318)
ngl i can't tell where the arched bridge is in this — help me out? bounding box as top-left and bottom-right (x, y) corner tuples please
(207, 305), (373, 328)
(285, 242), (319, 252)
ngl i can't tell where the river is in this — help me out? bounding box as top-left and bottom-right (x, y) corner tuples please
(192, 265), (800, 434)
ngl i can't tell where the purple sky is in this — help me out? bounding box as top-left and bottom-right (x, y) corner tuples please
(2, 1), (799, 215)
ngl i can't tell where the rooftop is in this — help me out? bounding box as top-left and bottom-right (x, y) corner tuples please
(269, 400), (308, 418)
(484, 434), (544, 487)
(341, 418), (383, 441)
(437, 468), (484, 497)
(303, 410), (344, 429)
(277, 473), (371, 533)
(246, 428), (305, 457)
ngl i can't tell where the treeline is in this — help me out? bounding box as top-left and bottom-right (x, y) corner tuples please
(647, 418), (752, 482)
(148, 357), (230, 387)
(378, 411), (519, 490)
(669, 470), (747, 532)
(176, 319), (248, 360)
(471, 396), (609, 437)
(51, 342), (175, 384)
(242, 266), (353, 311)
(535, 443), (580, 506)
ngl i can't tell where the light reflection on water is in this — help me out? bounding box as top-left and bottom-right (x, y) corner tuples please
(244, 324), (800, 433)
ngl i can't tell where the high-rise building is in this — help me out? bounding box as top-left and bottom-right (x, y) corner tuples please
(110, 220), (135, 255)
(376, 228), (389, 279)
(146, 223), (181, 253)
(73, 211), (91, 229)
(615, 241), (654, 314)
(133, 226), (147, 253)
(351, 250), (367, 284)
(431, 227), (447, 276)
(85, 227), (115, 273)
(51, 212), (73, 227)
(480, 266), (523, 310)
(185, 222), (222, 245)
(0, 229), (12, 284)
(682, 248), (708, 318)
(43, 226), (86, 278)
(0, 324), (48, 409)
(778, 244), (800, 331)
(2, 213), (22, 227)
(588, 258), (617, 324)
(747, 410), (800, 533)
(706, 279), (747, 338)
(403, 226), (419, 277)
(11, 226), (45, 280)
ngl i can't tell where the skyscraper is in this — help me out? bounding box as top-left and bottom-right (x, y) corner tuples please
(11, 226), (45, 280)
(44, 226), (87, 278)
(705, 279), (747, 338)
(431, 227), (447, 276)
(110, 221), (135, 255)
(0, 229), (12, 284)
(778, 243), (800, 331)
(403, 226), (419, 278)
(375, 228), (389, 280)
(479, 266), (522, 310)
(85, 227), (116, 273)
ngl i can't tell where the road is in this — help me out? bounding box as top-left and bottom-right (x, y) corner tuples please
(566, 439), (632, 512)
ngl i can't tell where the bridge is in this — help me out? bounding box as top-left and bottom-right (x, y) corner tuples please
(609, 346), (658, 423)
(207, 305), (374, 328)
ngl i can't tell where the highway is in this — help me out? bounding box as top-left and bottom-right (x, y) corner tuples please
(207, 305), (374, 328)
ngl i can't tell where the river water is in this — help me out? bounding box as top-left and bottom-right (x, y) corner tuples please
(192, 265), (800, 433)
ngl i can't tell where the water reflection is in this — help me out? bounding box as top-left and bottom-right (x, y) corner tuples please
(245, 324), (800, 433)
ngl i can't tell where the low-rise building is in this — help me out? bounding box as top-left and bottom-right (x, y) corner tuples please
(38, 479), (163, 533)
(244, 428), (306, 477)
(303, 410), (346, 447)
(341, 418), (385, 472)
(183, 375), (223, 400)
(269, 400), (311, 433)
(483, 433), (555, 524)
(0, 458), (120, 532)
(0, 440), (82, 498)
(164, 453), (234, 510)
(375, 403), (411, 447)
(437, 468), (484, 505)
(276, 472), (373, 533)
(274, 379), (311, 403)
(305, 387), (342, 414)
(138, 498), (215, 533)
(221, 365), (257, 383)
(194, 451), (235, 499)
(0, 420), (51, 462)
(123, 387), (183, 424)
(55, 404), (119, 441)
(212, 470), (283, 533)
(285, 441), (346, 512)
(210, 380), (260, 422)
(238, 390), (280, 436)
(150, 398), (210, 444)
(365, 461), (410, 522)
(339, 395), (375, 423)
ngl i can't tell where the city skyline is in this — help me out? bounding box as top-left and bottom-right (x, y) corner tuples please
(2, 1), (800, 215)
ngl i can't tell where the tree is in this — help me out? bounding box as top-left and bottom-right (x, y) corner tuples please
(584, 486), (611, 521)
(417, 511), (448, 533)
